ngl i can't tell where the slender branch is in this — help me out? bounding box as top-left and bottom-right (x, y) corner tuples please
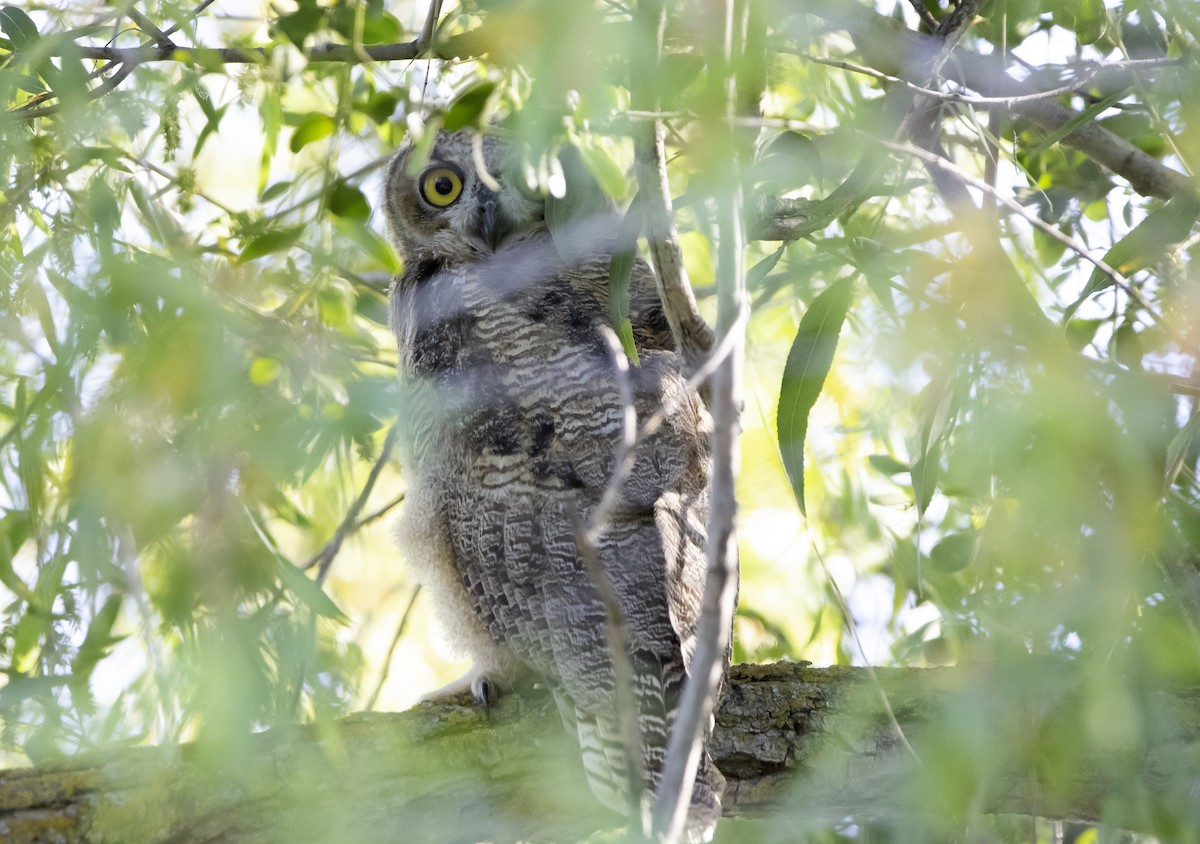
(11, 0), (447, 120)
(793, 2), (1192, 201)
(13, 59), (141, 120)
(363, 586), (422, 711)
(417, 0), (445, 55)
(581, 328), (638, 545)
(877, 138), (1177, 330)
(354, 492), (406, 529)
(571, 326), (646, 822)
(632, 0), (716, 372)
(652, 0), (746, 839)
(307, 425), (399, 581)
(161, 0), (220, 38)
(125, 6), (175, 50)
(807, 54), (1108, 106)
(905, 0), (940, 31)
(65, 40), (424, 65)
(751, 0), (988, 243)
(61, 0), (444, 67)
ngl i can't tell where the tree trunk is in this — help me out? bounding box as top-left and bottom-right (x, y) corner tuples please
(0, 661), (1196, 843)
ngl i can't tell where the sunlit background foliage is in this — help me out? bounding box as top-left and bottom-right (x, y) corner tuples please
(1, 0), (1200, 839)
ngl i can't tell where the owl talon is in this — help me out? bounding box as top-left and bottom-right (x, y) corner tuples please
(472, 675), (500, 711)
(421, 663), (502, 707)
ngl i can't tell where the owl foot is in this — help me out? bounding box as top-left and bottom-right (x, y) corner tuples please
(421, 664), (502, 710)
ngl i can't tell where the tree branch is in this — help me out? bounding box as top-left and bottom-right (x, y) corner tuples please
(1, 662), (1196, 843)
(631, 0), (716, 371)
(305, 425), (398, 582)
(793, 1), (1192, 202)
(64, 39), (426, 66)
(651, 0), (746, 838)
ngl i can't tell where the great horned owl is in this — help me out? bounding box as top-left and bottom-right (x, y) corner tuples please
(382, 127), (731, 841)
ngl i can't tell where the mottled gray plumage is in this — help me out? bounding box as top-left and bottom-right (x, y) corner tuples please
(383, 128), (730, 841)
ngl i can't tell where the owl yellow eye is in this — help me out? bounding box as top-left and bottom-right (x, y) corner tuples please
(420, 166), (463, 207)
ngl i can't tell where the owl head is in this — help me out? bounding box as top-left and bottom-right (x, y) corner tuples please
(382, 129), (546, 266)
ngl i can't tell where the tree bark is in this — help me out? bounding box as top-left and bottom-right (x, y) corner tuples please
(0, 661), (1197, 843)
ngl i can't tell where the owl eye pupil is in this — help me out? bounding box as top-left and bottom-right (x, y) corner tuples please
(434, 176), (454, 195)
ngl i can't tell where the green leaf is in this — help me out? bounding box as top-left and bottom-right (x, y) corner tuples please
(747, 246), (785, 289)
(260, 180), (293, 202)
(239, 226), (304, 262)
(274, 0), (325, 48)
(577, 142), (628, 200)
(911, 373), (954, 518)
(930, 532), (977, 573)
(0, 510), (37, 604)
(357, 90), (400, 125)
(1113, 322), (1143, 368)
(277, 559), (347, 623)
(1063, 190), (1200, 320)
(1024, 89), (1127, 160)
(12, 554), (68, 673)
(1075, 0), (1108, 45)
(659, 52), (705, 100)
(0, 675), (64, 709)
(442, 82), (496, 132)
(360, 12), (401, 44)
(15, 74), (46, 94)
(289, 113), (336, 153)
(327, 183), (370, 220)
(333, 217), (401, 273)
(868, 454), (910, 475)
(1064, 318), (1104, 351)
(70, 595), (125, 681)
(25, 277), (58, 357)
(1165, 411), (1200, 493)
(0, 6), (39, 50)
(606, 197), (642, 365)
(317, 280), (355, 329)
(777, 278), (855, 516)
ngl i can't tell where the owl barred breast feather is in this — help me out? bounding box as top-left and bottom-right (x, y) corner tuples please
(382, 127), (735, 842)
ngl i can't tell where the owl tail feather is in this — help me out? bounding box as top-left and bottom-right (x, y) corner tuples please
(573, 710), (725, 844)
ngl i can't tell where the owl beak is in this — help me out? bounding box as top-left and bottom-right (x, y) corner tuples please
(478, 191), (507, 251)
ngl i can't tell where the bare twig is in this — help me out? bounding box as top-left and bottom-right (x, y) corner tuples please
(581, 327), (639, 544)
(161, 0), (220, 38)
(807, 54), (1107, 106)
(417, 0), (445, 55)
(13, 59), (140, 120)
(307, 425), (399, 582)
(809, 535), (923, 765)
(275, 154), (393, 219)
(651, 0), (746, 839)
(14, 0), (447, 120)
(355, 492), (406, 529)
(570, 508), (646, 823)
(64, 40), (423, 66)
(364, 586), (422, 711)
(876, 138), (1170, 326)
(57, 0), (444, 68)
(905, 0), (940, 31)
(571, 326), (646, 824)
(125, 6), (174, 50)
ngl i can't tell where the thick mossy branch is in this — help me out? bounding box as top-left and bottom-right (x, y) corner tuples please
(0, 662), (1197, 843)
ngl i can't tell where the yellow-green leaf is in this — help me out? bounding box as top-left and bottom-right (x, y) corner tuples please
(777, 278), (854, 516)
